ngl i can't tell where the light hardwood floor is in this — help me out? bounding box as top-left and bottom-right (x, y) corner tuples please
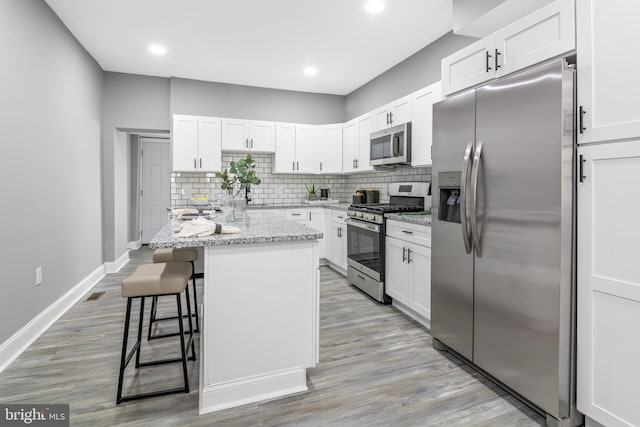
(0, 247), (544, 426)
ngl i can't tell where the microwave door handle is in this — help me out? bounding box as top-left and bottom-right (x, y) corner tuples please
(460, 141), (473, 254)
(393, 135), (400, 156)
(470, 140), (483, 257)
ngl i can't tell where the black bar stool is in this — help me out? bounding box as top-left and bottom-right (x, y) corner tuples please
(148, 247), (201, 339)
(116, 262), (196, 404)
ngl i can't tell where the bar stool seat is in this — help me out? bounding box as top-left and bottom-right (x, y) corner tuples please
(152, 248), (198, 264)
(116, 262), (196, 404)
(149, 247), (201, 338)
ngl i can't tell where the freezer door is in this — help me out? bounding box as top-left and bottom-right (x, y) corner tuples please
(472, 60), (574, 418)
(431, 89), (475, 360)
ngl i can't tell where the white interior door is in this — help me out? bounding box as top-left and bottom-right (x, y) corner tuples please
(141, 139), (170, 243)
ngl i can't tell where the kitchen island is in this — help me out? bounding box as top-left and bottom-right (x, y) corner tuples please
(150, 211), (321, 414)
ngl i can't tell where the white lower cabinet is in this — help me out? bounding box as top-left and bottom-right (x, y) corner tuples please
(327, 210), (347, 271)
(577, 141), (640, 427)
(385, 220), (431, 326)
(284, 208), (327, 259)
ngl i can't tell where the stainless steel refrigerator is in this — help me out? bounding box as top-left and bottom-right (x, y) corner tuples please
(431, 59), (581, 427)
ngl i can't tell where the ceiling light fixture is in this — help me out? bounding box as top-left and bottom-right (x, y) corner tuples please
(148, 44), (167, 55)
(365, 0), (385, 14)
(303, 66), (317, 76)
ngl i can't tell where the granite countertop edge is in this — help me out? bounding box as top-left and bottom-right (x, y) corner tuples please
(246, 202), (350, 211)
(149, 212), (324, 249)
(385, 213), (432, 226)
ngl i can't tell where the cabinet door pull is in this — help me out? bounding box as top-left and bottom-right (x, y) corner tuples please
(579, 106), (586, 134)
(194, 158), (197, 169)
(199, 158), (202, 168)
(485, 51), (492, 72)
(309, 211), (311, 221)
(293, 161), (295, 171)
(250, 138), (253, 148)
(579, 154), (586, 182)
(407, 248), (413, 264)
(495, 49), (501, 70)
(297, 161), (299, 170)
(292, 213), (302, 216)
(386, 112), (389, 125)
(389, 111), (393, 124)
(352, 159), (355, 169)
(320, 162), (323, 171)
(355, 159), (359, 168)
(402, 230), (413, 234)
(402, 247), (407, 262)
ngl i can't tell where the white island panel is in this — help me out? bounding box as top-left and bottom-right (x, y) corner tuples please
(200, 239), (319, 414)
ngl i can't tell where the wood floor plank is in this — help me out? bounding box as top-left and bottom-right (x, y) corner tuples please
(0, 247), (544, 426)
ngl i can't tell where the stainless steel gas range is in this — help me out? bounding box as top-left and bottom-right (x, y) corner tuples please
(346, 182), (429, 302)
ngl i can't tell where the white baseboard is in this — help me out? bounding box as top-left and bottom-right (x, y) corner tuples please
(199, 368), (307, 415)
(0, 264), (106, 374)
(127, 240), (141, 250)
(104, 251), (129, 273)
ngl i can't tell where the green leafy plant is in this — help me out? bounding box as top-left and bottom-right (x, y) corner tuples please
(305, 183), (317, 195)
(215, 154), (262, 198)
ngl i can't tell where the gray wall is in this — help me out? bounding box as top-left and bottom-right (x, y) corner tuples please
(345, 32), (477, 120)
(0, 0), (103, 343)
(101, 73), (170, 261)
(171, 78), (345, 124)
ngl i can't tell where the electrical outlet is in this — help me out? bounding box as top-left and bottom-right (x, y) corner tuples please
(35, 267), (42, 286)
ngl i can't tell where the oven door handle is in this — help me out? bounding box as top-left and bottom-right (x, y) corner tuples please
(346, 218), (381, 233)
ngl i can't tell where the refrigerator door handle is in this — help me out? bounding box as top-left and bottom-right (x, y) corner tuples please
(460, 141), (474, 254)
(470, 140), (483, 257)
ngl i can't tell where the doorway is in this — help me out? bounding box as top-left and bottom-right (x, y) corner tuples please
(140, 137), (170, 243)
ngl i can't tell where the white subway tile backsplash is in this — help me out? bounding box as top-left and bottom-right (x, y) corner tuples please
(170, 153), (430, 207)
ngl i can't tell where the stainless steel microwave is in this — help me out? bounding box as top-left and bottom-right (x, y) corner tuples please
(369, 122), (411, 166)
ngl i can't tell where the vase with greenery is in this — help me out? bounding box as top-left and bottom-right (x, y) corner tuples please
(215, 154), (261, 221)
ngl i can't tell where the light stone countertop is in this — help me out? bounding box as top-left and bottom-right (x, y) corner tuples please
(149, 211), (323, 249)
(246, 202), (350, 211)
(385, 213), (432, 226)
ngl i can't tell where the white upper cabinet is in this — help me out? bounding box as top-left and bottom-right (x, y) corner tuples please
(295, 124), (318, 174)
(442, 0), (575, 96)
(198, 117), (223, 171)
(442, 37), (496, 96)
(495, 0), (575, 78)
(411, 81), (442, 167)
(342, 119), (359, 173)
(273, 122), (297, 173)
(317, 124), (343, 174)
(272, 123), (321, 174)
(357, 114), (374, 172)
(172, 115), (222, 172)
(372, 95), (412, 132)
(577, 0), (640, 144)
(221, 118), (275, 153)
(249, 120), (277, 152)
(343, 113), (374, 173)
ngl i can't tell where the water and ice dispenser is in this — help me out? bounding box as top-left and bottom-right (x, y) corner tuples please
(438, 172), (462, 224)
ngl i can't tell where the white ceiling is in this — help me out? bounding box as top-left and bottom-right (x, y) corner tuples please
(44, 0), (453, 95)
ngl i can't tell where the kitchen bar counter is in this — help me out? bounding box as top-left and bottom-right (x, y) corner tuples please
(385, 213), (432, 226)
(149, 211), (320, 415)
(149, 211), (322, 249)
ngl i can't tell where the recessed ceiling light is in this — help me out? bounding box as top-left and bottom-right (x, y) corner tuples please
(148, 44), (167, 55)
(365, 0), (385, 14)
(303, 66), (317, 76)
